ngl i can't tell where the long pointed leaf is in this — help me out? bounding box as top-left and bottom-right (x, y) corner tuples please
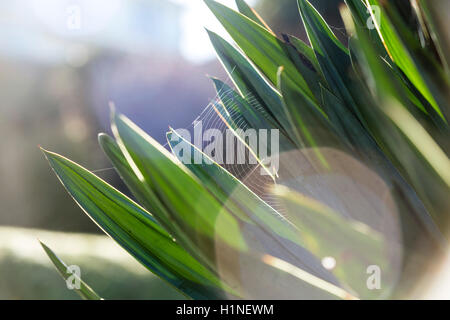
(42, 148), (233, 299)
(40, 241), (103, 300)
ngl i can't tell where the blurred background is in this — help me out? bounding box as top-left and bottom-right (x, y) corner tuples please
(0, 0), (343, 299)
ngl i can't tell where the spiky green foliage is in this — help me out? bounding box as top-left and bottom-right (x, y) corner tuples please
(41, 0), (449, 299)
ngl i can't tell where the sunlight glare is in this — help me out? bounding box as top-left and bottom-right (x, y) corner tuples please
(174, 0), (258, 64)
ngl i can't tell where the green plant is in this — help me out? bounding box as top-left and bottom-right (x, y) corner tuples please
(41, 0), (449, 299)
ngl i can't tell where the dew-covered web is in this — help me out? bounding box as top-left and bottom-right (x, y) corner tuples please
(180, 82), (283, 213)
(94, 74), (284, 214)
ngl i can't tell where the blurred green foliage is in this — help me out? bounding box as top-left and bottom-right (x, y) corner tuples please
(256, 0), (345, 40)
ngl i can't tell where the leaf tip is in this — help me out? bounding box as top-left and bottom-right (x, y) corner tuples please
(40, 147), (58, 164)
(38, 240), (52, 256)
(97, 132), (109, 144)
(276, 65), (285, 81)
